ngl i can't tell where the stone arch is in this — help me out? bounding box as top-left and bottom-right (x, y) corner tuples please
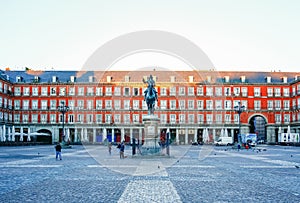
(248, 114), (267, 141)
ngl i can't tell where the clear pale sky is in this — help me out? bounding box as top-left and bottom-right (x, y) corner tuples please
(0, 0), (299, 72)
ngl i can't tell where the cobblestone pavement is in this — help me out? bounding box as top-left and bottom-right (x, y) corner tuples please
(0, 144), (300, 202)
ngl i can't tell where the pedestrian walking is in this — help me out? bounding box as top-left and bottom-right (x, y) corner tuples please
(55, 142), (62, 160)
(120, 141), (125, 159)
(108, 142), (112, 155)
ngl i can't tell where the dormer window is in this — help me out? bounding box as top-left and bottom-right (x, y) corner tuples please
(224, 76), (230, 83)
(240, 76), (246, 83)
(170, 76), (176, 82)
(188, 76), (194, 83)
(34, 76), (40, 83)
(16, 76), (23, 82)
(70, 76), (76, 82)
(282, 77), (287, 83)
(89, 76), (95, 83)
(52, 76), (57, 83)
(206, 76), (211, 83)
(125, 75), (130, 82)
(266, 76), (272, 83)
(106, 76), (111, 83)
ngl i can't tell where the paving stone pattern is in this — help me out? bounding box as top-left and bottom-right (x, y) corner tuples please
(0, 145), (300, 202)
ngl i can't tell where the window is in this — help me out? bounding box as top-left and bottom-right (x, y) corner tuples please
(32, 100), (38, 110)
(233, 87), (240, 96)
(133, 100), (139, 109)
(161, 87), (167, 96)
(87, 100), (93, 110)
(275, 114), (281, 124)
(188, 100), (194, 109)
(32, 87), (38, 96)
(3, 98), (6, 108)
(234, 114), (239, 124)
(14, 87), (21, 96)
(133, 87), (139, 96)
(50, 114), (56, 123)
(179, 100), (185, 110)
(206, 100), (213, 110)
(114, 87), (121, 96)
(254, 100), (261, 110)
(124, 100), (130, 109)
(23, 100), (29, 110)
(206, 87), (213, 96)
(96, 114), (102, 123)
(267, 88), (273, 97)
(41, 87), (48, 96)
(68, 100), (75, 110)
(274, 88), (281, 97)
(68, 114), (74, 123)
(105, 100), (112, 109)
(179, 114), (185, 124)
(170, 100), (176, 110)
(105, 87), (112, 96)
(123, 114), (130, 124)
(96, 87), (103, 96)
(179, 87), (185, 96)
(77, 100), (84, 109)
(23, 114), (29, 123)
(170, 87), (176, 96)
(254, 87), (261, 97)
(41, 114), (47, 123)
(284, 114), (290, 123)
(225, 114), (231, 124)
(133, 114), (139, 123)
(96, 100), (102, 109)
(224, 87), (231, 96)
(197, 100), (204, 110)
(78, 87), (84, 96)
(170, 114), (176, 124)
(160, 100), (167, 110)
(50, 87), (56, 96)
(24, 87), (30, 96)
(32, 114), (38, 123)
(241, 87), (248, 97)
(216, 114), (222, 124)
(87, 87), (94, 96)
(14, 100), (20, 110)
(224, 100), (231, 110)
(206, 114), (213, 124)
(283, 88), (289, 97)
(275, 100), (281, 110)
(215, 87), (222, 96)
(160, 114), (167, 124)
(283, 100), (289, 110)
(267, 100), (273, 110)
(69, 87), (75, 96)
(77, 114), (83, 123)
(14, 114), (20, 123)
(215, 100), (222, 110)
(188, 87), (194, 96)
(197, 87), (204, 96)
(87, 114), (93, 123)
(114, 114), (120, 124)
(124, 87), (130, 96)
(188, 114), (194, 124)
(59, 87), (66, 96)
(197, 114), (204, 124)
(114, 100), (121, 110)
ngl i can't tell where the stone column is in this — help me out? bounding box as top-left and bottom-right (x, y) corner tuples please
(141, 115), (160, 155)
(130, 128), (133, 144)
(185, 128), (188, 144)
(176, 128), (179, 144)
(74, 127), (78, 142)
(93, 128), (96, 143)
(112, 128), (115, 143)
(213, 128), (216, 142)
(194, 128), (197, 143)
(121, 128), (125, 142)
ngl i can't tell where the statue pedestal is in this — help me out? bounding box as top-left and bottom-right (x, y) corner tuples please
(141, 115), (160, 155)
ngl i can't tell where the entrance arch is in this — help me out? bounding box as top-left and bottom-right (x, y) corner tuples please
(248, 115), (267, 141)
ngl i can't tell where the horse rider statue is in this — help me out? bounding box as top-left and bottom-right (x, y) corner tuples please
(142, 75), (158, 115)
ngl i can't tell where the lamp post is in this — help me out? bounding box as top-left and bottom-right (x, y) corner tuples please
(234, 101), (245, 143)
(57, 101), (69, 145)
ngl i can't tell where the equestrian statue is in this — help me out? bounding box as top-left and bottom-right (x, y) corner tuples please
(143, 75), (158, 115)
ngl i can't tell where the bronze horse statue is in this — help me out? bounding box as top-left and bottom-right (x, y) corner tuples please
(143, 75), (158, 115)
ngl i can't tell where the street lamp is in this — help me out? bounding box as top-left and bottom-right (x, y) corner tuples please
(234, 101), (245, 143)
(57, 101), (69, 144)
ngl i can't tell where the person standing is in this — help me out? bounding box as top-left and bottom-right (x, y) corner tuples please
(55, 142), (62, 160)
(108, 142), (112, 155)
(120, 141), (125, 159)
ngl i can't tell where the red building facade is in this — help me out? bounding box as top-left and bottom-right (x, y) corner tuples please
(0, 70), (299, 144)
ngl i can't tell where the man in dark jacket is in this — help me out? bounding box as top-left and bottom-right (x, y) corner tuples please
(55, 142), (62, 160)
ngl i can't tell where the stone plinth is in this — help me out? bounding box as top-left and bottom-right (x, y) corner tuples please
(141, 115), (160, 155)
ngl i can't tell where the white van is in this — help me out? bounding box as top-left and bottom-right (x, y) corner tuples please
(215, 137), (233, 146)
